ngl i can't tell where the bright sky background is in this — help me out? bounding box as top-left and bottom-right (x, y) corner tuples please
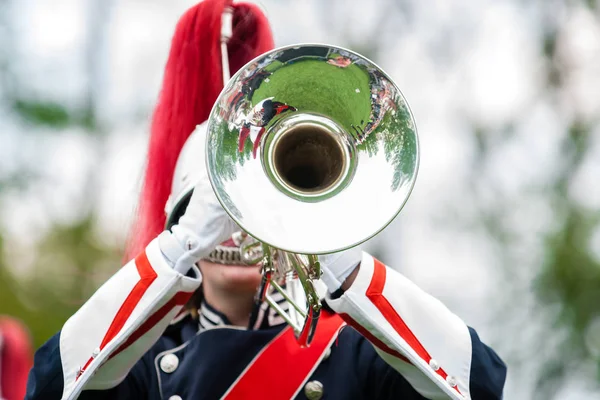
(1, 0), (599, 398)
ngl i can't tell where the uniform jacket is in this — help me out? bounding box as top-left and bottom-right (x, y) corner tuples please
(25, 233), (506, 399)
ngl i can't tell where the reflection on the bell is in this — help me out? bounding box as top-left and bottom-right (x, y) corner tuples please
(237, 98), (296, 159)
(206, 44), (419, 254)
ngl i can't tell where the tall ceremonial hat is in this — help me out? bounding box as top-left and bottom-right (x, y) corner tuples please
(126, 0), (274, 260)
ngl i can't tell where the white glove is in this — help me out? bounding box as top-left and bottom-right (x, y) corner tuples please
(159, 180), (238, 275)
(318, 247), (363, 293)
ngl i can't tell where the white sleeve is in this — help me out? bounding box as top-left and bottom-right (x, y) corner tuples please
(327, 252), (473, 400)
(59, 232), (201, 400)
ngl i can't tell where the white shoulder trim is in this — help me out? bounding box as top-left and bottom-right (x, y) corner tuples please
(60, 235), (201, 399)
(327, 252), (472, 400)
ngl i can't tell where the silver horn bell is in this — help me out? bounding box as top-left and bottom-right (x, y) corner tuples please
(206, 44), (419, 346)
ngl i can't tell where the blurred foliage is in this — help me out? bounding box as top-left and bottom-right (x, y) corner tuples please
(0, 215), (122, 348)
(12, 100), (72, 128)
(0, 0), (113, 348)
(12, 99), (97, 131)
(463, 1), (600, 396)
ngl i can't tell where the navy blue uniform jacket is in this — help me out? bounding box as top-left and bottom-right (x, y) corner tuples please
(25, 237), (507, 399)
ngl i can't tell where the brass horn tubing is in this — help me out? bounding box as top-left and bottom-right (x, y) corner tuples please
(283, 268), (307, 330)
(240, 240), (263, 265)
(256, 245), (275, 302)
(270, 279), (307, 318)
(289, 254), (322, 313)
(265, 293), (303, 333)
(307, 254), (321, 280)
(297, 300), (321, 347)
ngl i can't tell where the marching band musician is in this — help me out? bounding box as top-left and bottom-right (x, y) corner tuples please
(25, 0), (506, 399)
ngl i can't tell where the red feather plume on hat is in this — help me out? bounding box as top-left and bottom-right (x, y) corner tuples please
(126, 0), (274, 260)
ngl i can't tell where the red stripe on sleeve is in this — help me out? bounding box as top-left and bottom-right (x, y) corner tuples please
(78, 251), (158, 378)
(100, 252), (158, 349)
(109, 291), (194, 359)
(337, 313), (410, 364)
(365, 258), (461, 394)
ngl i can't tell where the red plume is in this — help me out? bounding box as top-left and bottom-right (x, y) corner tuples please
(126, 0), (274, 260)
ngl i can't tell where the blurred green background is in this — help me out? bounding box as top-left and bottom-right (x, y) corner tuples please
(0, 0), (599, 398)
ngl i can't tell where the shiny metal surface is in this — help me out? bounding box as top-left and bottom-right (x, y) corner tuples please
(206, 44), (419, 254)
(304, 380), (324, 400)
(160, 354), (179, 374)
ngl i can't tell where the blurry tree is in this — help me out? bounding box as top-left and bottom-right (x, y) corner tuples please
(318, 0), (600, 397)
(0, 217), (121, 348)
(0, 0), (121, 349)
(461, 2), (600, 398)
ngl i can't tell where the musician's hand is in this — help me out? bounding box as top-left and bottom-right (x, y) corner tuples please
(318, 247), (363, 293)
(159, 145), (237, 275)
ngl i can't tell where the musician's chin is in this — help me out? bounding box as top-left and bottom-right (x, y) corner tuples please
(199, 260), (262, 293)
